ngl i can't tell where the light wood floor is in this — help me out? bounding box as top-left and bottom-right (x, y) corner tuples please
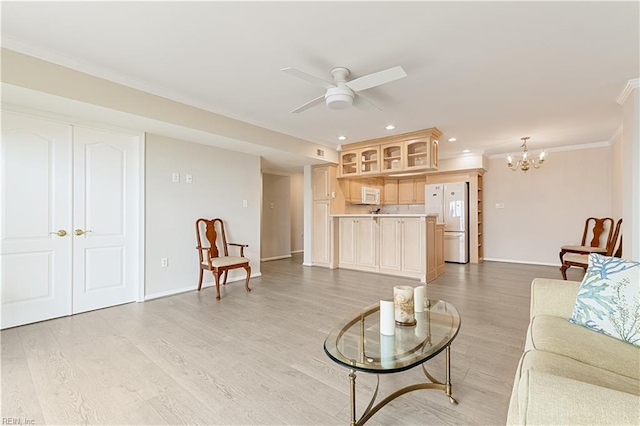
(1, 256), (580, 425)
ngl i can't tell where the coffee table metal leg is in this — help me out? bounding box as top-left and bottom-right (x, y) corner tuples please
(445, 345), (458, 405)
(349, 369), (357, 426)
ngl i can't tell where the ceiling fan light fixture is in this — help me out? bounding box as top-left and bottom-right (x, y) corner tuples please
(325, 87), (354, 110)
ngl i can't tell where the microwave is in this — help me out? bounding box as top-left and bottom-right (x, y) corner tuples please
(360, 186), (380, 205)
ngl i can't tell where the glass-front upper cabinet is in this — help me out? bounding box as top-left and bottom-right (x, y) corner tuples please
(404, 138), (430, 170)
(381, 142), (404, 172)
(359, 147), (380, 176)
(340, 150), (359, 177)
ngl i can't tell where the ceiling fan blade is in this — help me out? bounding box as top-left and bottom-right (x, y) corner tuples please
(291, 95), (326, 113)
(281, 67), (336, 90)
(346, 66), (407, 92)
(353, 94), (383, 112)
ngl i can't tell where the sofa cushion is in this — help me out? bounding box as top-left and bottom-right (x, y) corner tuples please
(569, 254), (640, 346)
(527, 315), (640, 381)
(516, 369), (640, 425)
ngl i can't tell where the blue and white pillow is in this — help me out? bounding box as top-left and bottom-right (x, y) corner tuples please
(569, 254), (640, 346)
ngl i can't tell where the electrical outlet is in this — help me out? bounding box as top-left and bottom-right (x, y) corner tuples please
(161, 258), (168, 268)
(243, 200), (248, 208)
(172, 173), (180, 183)
(495, 203), (505, 209)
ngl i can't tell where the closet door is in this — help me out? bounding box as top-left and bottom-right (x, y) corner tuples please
(1, 112), (73, 329)
(72, 126), (139, 314)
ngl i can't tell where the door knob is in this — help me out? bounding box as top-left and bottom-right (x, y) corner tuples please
(49, 229), (67, 237)
(74, 229), (93, 236)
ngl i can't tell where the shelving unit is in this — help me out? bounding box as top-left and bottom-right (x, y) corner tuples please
(477, 174), (484, 262)
(405, 139), (429, 169)
(359, 147), (380, 175)
(340, 151), (359, 177)
(381, 143), (403, 172)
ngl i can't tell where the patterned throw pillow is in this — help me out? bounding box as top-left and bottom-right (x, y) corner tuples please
(569, 254), (640, 346)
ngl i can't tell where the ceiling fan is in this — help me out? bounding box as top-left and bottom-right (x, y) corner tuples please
(281, 65), (407, 113)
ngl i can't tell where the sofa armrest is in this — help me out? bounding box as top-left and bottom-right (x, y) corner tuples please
(530, 278), (580, 320)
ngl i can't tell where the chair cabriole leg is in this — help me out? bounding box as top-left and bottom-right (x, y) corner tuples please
(213, 270), (221, 300)
(244, 265), (251, 292)
(197, 268), (204, 291)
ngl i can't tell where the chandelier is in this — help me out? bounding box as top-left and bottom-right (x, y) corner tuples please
(507, 137), (546, 172)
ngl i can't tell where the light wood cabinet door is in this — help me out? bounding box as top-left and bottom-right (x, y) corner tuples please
(426, 217), (437, 282)
(356, 218), (377, 270)
(313, 166), (329, 200)
(414, 177), (426, 204)
(338, 218), (356, 266)
(401, 218), (423, 274)
(340, 150), (359, 177)
(381, 142), (404, 172)
(436, 224), (445, 276)
(359, 147), (381, 176)
(313, 201), (330, 265)
(349, 179), (363, 203)
(404, 139), (430, 171)
(383, 179), (398, 204)
(398, 179), (415, 204)
(379, 218), (401, 273)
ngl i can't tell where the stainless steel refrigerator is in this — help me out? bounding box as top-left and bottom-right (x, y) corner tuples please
(425, 182), (469, 263)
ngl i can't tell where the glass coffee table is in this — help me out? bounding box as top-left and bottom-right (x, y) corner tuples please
(323, 300), (461, 426)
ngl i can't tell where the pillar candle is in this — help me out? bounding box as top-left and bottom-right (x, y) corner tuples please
(379, 299), (395, 336)
(393, 285), (415, 325)
(414, 285), (425, 312)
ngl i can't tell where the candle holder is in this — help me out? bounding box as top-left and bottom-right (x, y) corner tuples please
(393, 286), (417, 326)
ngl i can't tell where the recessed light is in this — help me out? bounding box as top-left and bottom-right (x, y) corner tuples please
(448, 137), (457, 142)
(462, 149), (471, 153)
(338, 136), (346, 141)
(385, 125), (396, 130)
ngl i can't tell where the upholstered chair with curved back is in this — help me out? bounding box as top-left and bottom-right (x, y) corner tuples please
(195, 218), (251, 300)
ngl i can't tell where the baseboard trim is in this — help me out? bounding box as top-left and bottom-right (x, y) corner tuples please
(261, 255), (292, 262)
(290, 250), (303, 254)
(144, 272), (263, 301)
(483, 258), (559, 267)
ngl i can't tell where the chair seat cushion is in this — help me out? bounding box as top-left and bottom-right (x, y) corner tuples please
(561, 245), (606, 253)
(203, 256), (248, 268)
(563, 253), (588, 264)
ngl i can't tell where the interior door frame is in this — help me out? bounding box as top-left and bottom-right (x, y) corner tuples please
(2, 105), (146, 304)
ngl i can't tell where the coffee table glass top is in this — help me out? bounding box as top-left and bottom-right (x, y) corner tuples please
(323, 300), (460, 373)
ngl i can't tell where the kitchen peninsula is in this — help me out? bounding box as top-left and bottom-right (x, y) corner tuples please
(327, 213), (445, 283)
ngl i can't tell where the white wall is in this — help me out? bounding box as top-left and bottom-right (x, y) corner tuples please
(484, 146), (611, 265)
(610, 131), (624, 221)
(261, 173), (291, 260)
(145, 134), (261, 298)
(290, 172), (304, 253)
(621, 87), (640, 260)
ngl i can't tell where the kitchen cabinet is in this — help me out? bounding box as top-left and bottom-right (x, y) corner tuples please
(338, 217), (377, 272)
(383, 179), (398, 204)
(340, 150), (359, 177)
(312, 164), (345, 267)
(381, 142), (404, 172)
(313, 201), (331, 266)
(338, 128), (441, 177)
(436, 223), (445, 276)
(379, 217), (424, 277)
(398, 177), (426, 204)
(427, 217), (437, 282)
(359, 146), (381, 176)
(344, 177), (384, 204)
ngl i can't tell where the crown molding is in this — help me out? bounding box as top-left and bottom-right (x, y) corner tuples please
(616, 78), (640, 105)
(608, 124), (623, 145)
(487, 141), (610, 159)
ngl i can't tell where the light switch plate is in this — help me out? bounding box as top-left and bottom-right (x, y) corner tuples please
(185, 174), (193, 183)
(242, 200), (248, 208)
(172, 173), (180, 183)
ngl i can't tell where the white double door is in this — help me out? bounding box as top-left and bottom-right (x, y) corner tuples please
(1, 112), (141, 329)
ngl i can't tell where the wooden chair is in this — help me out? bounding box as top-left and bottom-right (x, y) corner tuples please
(195, 218), (251, 300)
(560, 219), (622, 280)
(558, 217), (614, 263)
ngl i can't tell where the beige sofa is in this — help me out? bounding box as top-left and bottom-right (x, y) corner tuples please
(507, 278), (640, 425)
